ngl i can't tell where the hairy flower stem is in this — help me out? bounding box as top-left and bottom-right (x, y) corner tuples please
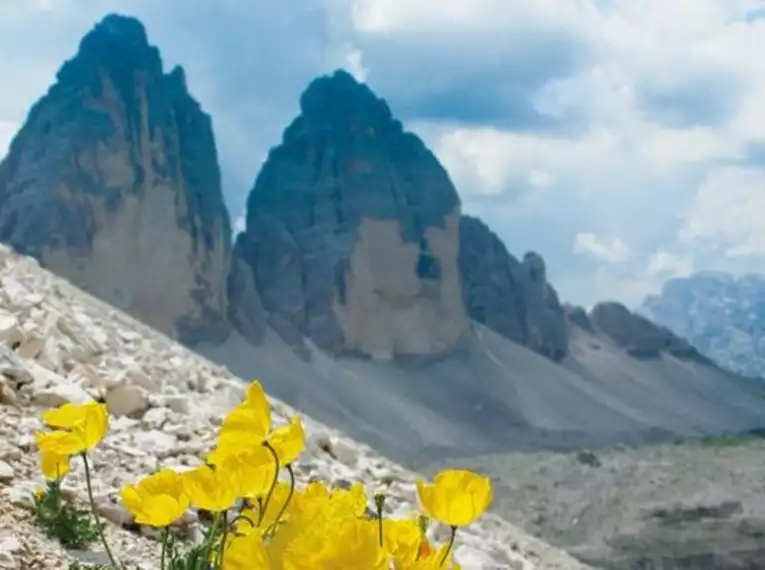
(160, 527), (169, 570)
(440, 526), (457, 567)
(215, 511), (229, 568)
(265, 464), (295, 537)
(374, 494), (386, 547)
(260, 442), (280, 526)
(202, 513), (222, 569)
(81, 453), (119, 569)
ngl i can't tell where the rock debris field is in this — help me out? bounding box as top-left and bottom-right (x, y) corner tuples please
(0, 243), (590, 569)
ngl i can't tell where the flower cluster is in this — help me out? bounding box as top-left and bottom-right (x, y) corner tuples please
(33, 380), (493, 569)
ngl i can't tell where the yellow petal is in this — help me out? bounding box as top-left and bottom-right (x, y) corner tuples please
(42, 402), (86, 429)
(36, 429), (87, 457)
(416, 470), (492, 527)
(135, 494), (187, 527)
(267, 415), (305, 466)
(79, 402), (109, 449)
(120, 485), (144, 516)
(182, 465), (238, 513)
(40, 450), (71, 481)
(221, 402), (271, 443)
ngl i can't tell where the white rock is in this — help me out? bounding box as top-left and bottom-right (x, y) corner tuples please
(332, 440), (358, 467)
(0, 533), (22, 570)
(164, 394), (190, 414)
(132, 430), (178, 458)
(106, 384), (149, 418)
(141, 407), (170, 429)
(0, 382), (18, 406)
(0, 460), (14, 482)
(5, 483), (36, 508)
(0, 314), (23, 346)
(15, 336), (44, 360)
(96, 500), (133, 526)
(33, 381), (92, 407)
(0, 347), (33, 387)
(127, 366), (158, 392)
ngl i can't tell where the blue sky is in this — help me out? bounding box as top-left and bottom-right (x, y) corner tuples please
(1, 0), (764, 308)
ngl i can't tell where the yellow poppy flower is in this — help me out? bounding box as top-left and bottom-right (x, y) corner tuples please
(221, 529), (272, 569)
(35, 429), (89, 457)
(236, 481), (293, 532)
(210, 446), (275, 500)
(329, 482), (367, 518)
(416, 469), (493, 527)
(384, 518), (426, 565)
(219, 381), (272, 445)
(181, 464), (239, 513)
(42, 400), (108, 445)
(266, 415), (305, 466)
(120, 468), (189, 527)
(279, 517), (388, 570)
(39, 449), (71, 482)
(40, 400), (109, 453)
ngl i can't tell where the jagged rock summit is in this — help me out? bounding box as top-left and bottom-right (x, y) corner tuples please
(230, 69), (469, 360)
(642, 272), (765, 379)
(0, 14), (232, 346)
(459, 215), (568, 360)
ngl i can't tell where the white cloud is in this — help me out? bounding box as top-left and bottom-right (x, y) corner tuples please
(573, 232), (630, 263)
(679, 167), (765, 257)
(646, 251), (695, 277)
(350, 0), (587, 34)
(420, 123), (623, 198)
(529, 170), (553, 188)
(351, 0), (765, 305)
(344, 44), (369, 82)
(232, 214), (246, 234)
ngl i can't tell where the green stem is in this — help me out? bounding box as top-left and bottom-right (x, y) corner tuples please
(160, 527), (169, 570)
(374, 493), (386, 548)
(229, 512), (255, 529)
(259, 442), (280, 526)
(215, 511), (229, 568)
(440, 526), (457, 567)
(202, 512), (222, 569)
(81, 454), (120, 569)
(265, 464), (295, 537)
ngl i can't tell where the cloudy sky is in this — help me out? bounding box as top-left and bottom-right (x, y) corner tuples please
(1, 0), (764, 308)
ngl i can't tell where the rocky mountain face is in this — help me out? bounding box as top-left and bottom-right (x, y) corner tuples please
(459, 215), (568, 361)
(0, 14), (232, 345)
(642, 272), (765, 379)
(230, 70), (469, 360)
(589, 301), (713, 364)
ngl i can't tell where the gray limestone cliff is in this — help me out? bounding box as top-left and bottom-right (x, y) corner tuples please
(588, 301), (714, 364)
(458, 215), (567, 360)
(230, 70), (469, 359)
(642, 272), (765, 378)
(0, 14), (232, 345)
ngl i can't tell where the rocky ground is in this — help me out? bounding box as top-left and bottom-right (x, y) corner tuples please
(423, 437), (765, 570)
(0, 242), (590, 569)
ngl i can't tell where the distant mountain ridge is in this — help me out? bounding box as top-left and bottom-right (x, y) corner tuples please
(2, 14), (765, 463)
(642, 272), (765, 379)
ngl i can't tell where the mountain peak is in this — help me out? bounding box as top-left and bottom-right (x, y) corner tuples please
(0, 14), (232, 346)
(232, 69), (466, 359)
(56, 13), (162, 88)
(290, 68), (394, 135)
